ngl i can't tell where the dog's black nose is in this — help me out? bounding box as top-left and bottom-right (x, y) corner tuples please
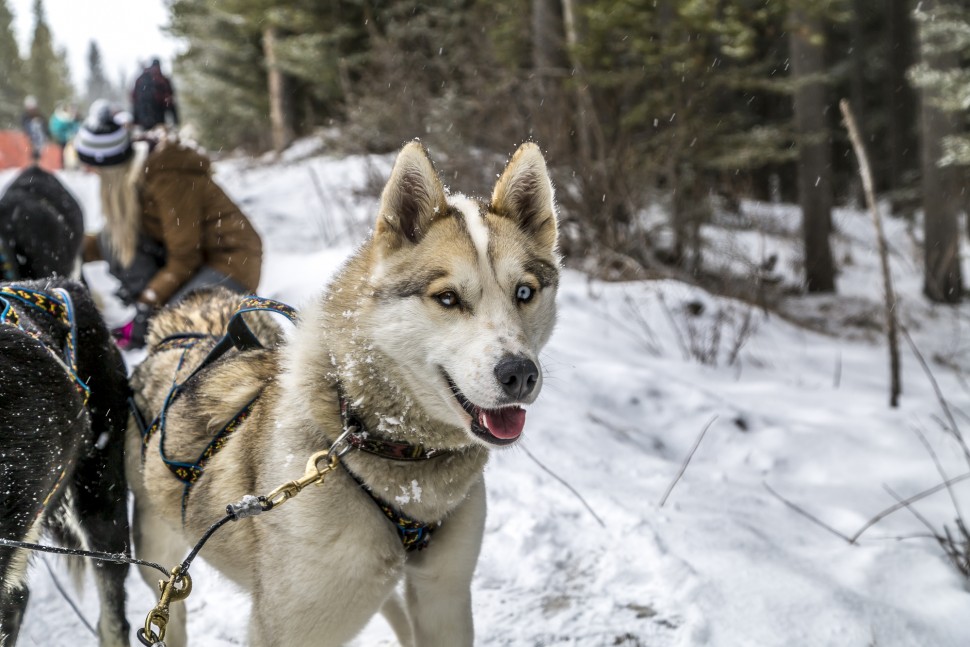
(494, 355), (539, 400)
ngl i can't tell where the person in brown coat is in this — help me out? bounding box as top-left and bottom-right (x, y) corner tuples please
(74, 101), (262, 348)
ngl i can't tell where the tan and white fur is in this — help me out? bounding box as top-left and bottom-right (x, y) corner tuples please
(127, 141), (560, 646)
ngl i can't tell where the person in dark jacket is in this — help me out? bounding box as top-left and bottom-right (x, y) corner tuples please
(20, 95), (48, 162)
(131, 58), (179, 131)
(73, 101), (262, 348)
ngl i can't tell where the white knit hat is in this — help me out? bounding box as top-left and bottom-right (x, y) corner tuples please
(74, 101), (133, 167)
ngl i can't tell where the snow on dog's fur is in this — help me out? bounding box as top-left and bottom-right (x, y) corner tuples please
(0, 279), (130, 647)
(127, 141), (560, 646)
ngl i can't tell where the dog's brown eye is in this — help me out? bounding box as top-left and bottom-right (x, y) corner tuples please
(516, 285), (534, 303)
(436, 291), (460, 308)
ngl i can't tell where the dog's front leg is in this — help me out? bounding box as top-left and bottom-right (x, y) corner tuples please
(403, 477), (486, 647)
(380, 592), (415, 647)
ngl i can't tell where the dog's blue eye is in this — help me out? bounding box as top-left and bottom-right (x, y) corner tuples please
(516, 285), (534, 303)
(436, 291), (460, 308)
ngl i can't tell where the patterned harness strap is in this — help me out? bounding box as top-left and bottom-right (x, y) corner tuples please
(0, 284), (90, 523)
(343, 468), (437, 552)
(138, 296), (297, 524)
(0, 285), (90, 405)
(140, 295), (442, 550)
(0, 237), (17, 281)
(340, 396), (449, 461)
(337, 397), (443, 551)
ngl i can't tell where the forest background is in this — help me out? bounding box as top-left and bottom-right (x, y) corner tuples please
(1, 0), (969, 308)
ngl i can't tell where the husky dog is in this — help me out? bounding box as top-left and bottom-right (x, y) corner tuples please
(0, 167), (84, 280)
(127, 141), (560, 646)
(0, 279), (130, 646)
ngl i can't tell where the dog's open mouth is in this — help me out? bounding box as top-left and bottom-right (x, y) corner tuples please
(444, 373), (525, 445)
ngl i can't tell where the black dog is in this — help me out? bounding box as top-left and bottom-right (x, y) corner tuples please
(0, 167), (84, 280)
(0, 279), (130, 646)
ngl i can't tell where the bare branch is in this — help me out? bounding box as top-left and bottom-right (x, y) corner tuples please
(882, 484), (941, 540)
(657, 292), (691, 361)
(833, 351), (842, 389)
(840, 98), (902, 407)
(899, 324), (970, 467)
(659, 415), (718, 507)
(849, 472), (970, 543)
(521, 446), (606, 528)
(884, 485), (970, 577)
(912, 424), (966, 523)
(763, 482), (854, 543)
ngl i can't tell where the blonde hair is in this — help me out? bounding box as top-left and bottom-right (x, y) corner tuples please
(97, 143), (148, 267)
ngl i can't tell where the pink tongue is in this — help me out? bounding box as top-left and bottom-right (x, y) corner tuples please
(480, 407), (526, 439)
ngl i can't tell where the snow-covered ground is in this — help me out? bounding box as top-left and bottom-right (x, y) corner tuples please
(6, 143), (970, 646)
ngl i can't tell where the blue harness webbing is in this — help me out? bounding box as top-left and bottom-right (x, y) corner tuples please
(0, 285), (90, 405)
(137, 296), (438, 551)
(138, 297), (295, 524)
(0, 238), (17, 280)
(0, 284), (91, 523)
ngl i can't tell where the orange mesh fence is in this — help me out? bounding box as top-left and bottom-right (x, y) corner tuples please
(0, 130), (62, 171)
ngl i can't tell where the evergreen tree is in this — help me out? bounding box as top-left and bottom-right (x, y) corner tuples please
(167, 0), (501, 157)
(25, 0), (72, 115)
(0, 0), (25, 127)
(830, 0), (919, 201)
(909, 3), (970, 166)
(168, 0), (272, 149)
(566, 1), (796, 270)
(85, 40), (115, 106)
(347, 0), (509, 157)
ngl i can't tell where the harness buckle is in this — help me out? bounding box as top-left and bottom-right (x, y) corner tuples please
(263, 442), (344, 509)
(330, 427), (354, 459)
(141, 568), (192, 645)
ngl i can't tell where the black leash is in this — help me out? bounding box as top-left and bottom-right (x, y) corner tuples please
(135, 494), (275, 646)
(0, 497), (273, 647)
(0, 537), (170, 577)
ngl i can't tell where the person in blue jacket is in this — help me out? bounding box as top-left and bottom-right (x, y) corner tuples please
(49, 102), (80, 169)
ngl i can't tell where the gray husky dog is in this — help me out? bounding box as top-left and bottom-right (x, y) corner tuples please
(127, 141), (560, 646)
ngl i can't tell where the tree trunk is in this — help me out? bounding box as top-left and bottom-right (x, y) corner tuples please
(918, 0), (963, 303)
(531, 0), (570, 158)
(887, 0), (918, 207)
(559, 0), (599, 168)
(558, 0), (623, 249)
(849, 0), (866, 147)
(263, 26), (292, 155)
(790, 8), (836, 293)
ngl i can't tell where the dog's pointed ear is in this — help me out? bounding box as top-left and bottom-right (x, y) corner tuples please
(491, 142), (558, 252)
(376, 141), (447, 248)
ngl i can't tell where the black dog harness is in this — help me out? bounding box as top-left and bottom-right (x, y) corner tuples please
(134, 296), (445, 551)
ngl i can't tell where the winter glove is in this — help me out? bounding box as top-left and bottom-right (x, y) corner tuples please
(112, 302), (153, 350)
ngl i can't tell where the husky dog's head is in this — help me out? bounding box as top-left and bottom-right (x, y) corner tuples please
(360, 141), (560, 448)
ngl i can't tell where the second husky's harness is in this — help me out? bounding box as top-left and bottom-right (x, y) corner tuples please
(0, 237), (17, 280)
(0, 285), (90, 404)
(133, 296), (444, 552)
(0, 285), (92, 523)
